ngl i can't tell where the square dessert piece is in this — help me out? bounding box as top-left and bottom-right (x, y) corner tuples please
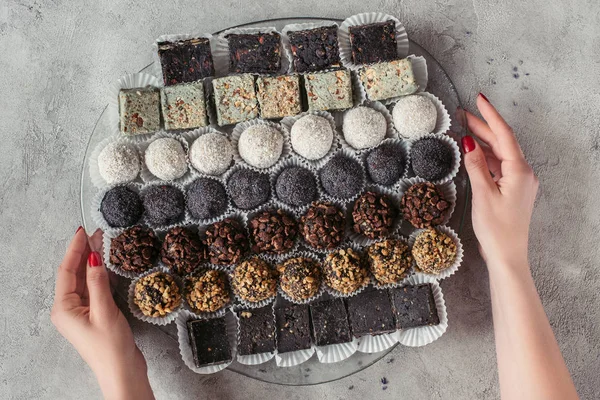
(158, 37), (215, 86)
(287, 25), (341, 73)
(256, 75), (302, 119)
(359, 59), (419, 101)
(187, 317), (232, 368)
(390, 284), (440, 329)
(236, 306), (276, 356)
(310, 298), (352, 346)
(212, 74), (259, 126)
(161, 82), (208, 130)
(118, 88), (161, 135)
(346, 289), (396, 337)
(349, 20), (398, 65)
(227, 32), (282, 74)
(275, 304), (312, 353)
(304, 69), (353, 112)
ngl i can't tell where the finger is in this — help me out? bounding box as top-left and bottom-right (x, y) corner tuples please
(476, 94), (524, 160)
(461, 136), (498, 195)
(88, 229), (104, 252)
(55, 227), (90, 299)
(86, 251), (116, 320)
(463, 110), (498, 150)
(482, 145), (502, 181)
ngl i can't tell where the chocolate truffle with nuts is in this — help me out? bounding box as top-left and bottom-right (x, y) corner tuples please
(300, 202), (345, 250)
(277, 257), (321, 302)
(367, 239), (413, 285)
(400, 182), (451, 228)
(160, 226), (205, 275)
(249, 209), (298, 254)
(183, 269), (231, 314)
(352, 191), (397, 239)
(232, 257), (278, 303)
(110, 226), (160, 273)
(412, 227), (457, 274)
(134, 271), (182, 317)
(203, 218), (249, 265)
(323, 248), (369, 295)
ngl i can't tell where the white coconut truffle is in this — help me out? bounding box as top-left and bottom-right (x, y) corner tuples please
(144, 138), (188, 180)
(97, 141), (140, 184)
(238, 124), (283, 169)
(189, 132), (233, 175)
(392, 95), (437, 138)
(290, 114), (334, 160)
(342, 106), (386, 150)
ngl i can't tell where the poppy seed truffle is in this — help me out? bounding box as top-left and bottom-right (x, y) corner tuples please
(100, 186), (143, 228)
(290, 114), (334, 160)
(238, 124), (283, 169)
(392, 95), (437, 138)
(144, 138), (188, 180)
(97, 141), (140, 184)
(142, 185), (185, 226)
(275, 167), (317, 207)
(227, 168), (271, 210)
(189, 133), (233, 176)
(186, 178), (228, 221)
(342, 106), (386, 150)
(410, 137), (454, 181)
(319, 154), (364, 199)
(366, 142), (405, 185)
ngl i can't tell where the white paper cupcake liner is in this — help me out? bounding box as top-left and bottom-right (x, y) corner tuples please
(270, 156), (320, 215)
(128, 266), (183, 325)
(281, 21), (341, 73)
(183, 174), (234, 226)
(108, 73), (161, 142)
(180, 264), (233, 320)
(91, 182), (144, 233)
(275, 346), (316, 367)
(138, 131), (194, 186)
(276, 251), (325, 305)
(388, 92), (451, 139)
(350, 69), (367, 106)
(102, 226), (161, 279)
(315, 338), (359, 364)
(323, 242), (371, 298)
(176, 310), (238, 373)
(395, 274), (448, 346)
(89, 136), (142, 190)
(396, 177), (457, 228)
(338, 13), (409, 70)
(317, 148), (367, 206)
(230, 119), (291, 172)
(138, 181), (189, 231)
(361, 137), (411, 188)
(356, 330), (400, 353)
(408, 225), (463, 281)
(338, 101), (397, 153)
(180, 126), (234, 178)
(408, 132), (461, 185)
(367, 235), (416, 290)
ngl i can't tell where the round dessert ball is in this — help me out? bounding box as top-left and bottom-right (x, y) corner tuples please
(144, 138), (188, 181)
(323, 248), (369, 295)
(238, 124), (283, 169)
(342, 106), (387, 150)
(366, 142), (405, 186)
(291, 114), (334, 160)
(231, 256), (277, 303)
(160, 226), (205, 276)
(227, 168), (271, 210)
(186, 178), (228, 221)
(352, 191), (398, 239)
(204, 218), (249, 265)
(100, 186), (143, 228)
(249, 209), (298, 254)
(142, 185), (185, 226)
(410, 137), (454, 181)
(98, 141), (140, 184)
(412, 227), (457, 274)
(134, 271), (182, 317)
(110, 226), (160, 273)
(367, 239), (413, 285)
(275, 166), (317, 207)
(392, 95), (437, 138)
(319, 154), (364, 199)
(300, 202), (345, 250)
(400, 182), (451, 228)
(189, 132), (233, 176)
(277, 257), (321, 302)
(183, 269), (231, 313)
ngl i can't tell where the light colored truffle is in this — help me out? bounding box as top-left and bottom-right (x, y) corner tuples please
(189, 133), (233, 176)
(238, 124), (283, 169)
(144, 138), (188, 180)
(98, 141), (140, 184)
(290, 114), (334, 160)
(342, 106), (386, 150)
(392, 95), (437, 138)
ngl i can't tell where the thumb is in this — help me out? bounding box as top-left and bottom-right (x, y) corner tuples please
(461, 136), (498, 195)
(86, 251), (116, 317)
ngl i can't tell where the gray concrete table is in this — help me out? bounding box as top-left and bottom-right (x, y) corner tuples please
(1, 1), (599, 399)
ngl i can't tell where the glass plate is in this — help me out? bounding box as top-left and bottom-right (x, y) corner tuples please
(80, 17), (468, 386)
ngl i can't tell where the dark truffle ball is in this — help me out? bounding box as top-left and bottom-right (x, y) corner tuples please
(300, 202), (345, 250)
(249, 209), (298, 254)
(100, 186), (143, 228)
(204, 218), (249, 265)
(319, 155), (364, 199)
(275, 167), (317, 207)
(352, 191), (397, 239)
(160, 226), (205, 275)
(110, 226), (160, 273)
(186, 178), (228, 221)
(410, 137), (454, 181)
(142, 185), (185, 226)
(227, 168), (271, 210)
(366, 142), (405, 186)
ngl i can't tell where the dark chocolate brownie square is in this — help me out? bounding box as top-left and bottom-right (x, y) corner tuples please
(158, 38), (215, 86)
(310, 298), (352, 346)
(187, 317), (232, 368)
(275, 304), (312, 353)
(349, 21), (397, 65)
(236, 306), (276, 355)
(346, 289), (396, 337)
(390, 284), (440, 329)
(287, 26), (341, 73)
(227, 32), (282, 74)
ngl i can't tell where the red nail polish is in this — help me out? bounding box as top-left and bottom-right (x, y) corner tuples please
(76, 226), (83, 234)
(88, 251), (102, 267)
(479, 92), (489, 103)
(462, 136), (476, 153)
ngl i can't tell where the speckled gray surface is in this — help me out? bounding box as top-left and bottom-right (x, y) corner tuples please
(1, 1), (599, 399)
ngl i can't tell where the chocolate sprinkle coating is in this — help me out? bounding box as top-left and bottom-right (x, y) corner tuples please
(203, 218), (249, 265)
(232, 257), (278, 303)
(249, 209), (298, 254)
(323, 248), (369, 294)
(227, 168), (271, 210)
(134, 271), (181, 317)
(300, 202), (345, 250)
(412, 228), (457, 274)
(352, 191), (397, 239)
(277, 257), (321, 302)
(410, 137), (454, 181)
(110, 226), (160, 273)
(366, 142), (405, 186)
(186, 178), (228, 221)
(183, 269), (231, 313)
(160, 227), (205, 275)
(319, 155), (364, 199)
(367, 239), (413, 285)
(400, 182), (451, 228)
(142, 185), (185, 226)
(100, 186), (143, 228)
(275, 167), (317, 207)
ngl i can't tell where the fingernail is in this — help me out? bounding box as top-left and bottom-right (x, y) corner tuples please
(88, 251), (102, 267)
(76, 226), (83, 234)
(462, 136), (476, 153)
(479, 92), (489, 103)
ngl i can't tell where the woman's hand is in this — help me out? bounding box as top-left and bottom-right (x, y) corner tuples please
(51, 227), (154, 400)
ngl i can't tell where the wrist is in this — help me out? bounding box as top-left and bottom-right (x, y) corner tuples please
(95, 349), (154, 400)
